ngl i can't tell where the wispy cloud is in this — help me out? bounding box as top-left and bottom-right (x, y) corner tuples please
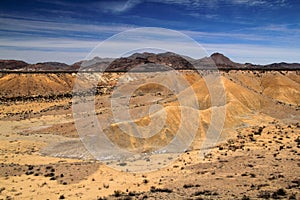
(183, 26), (300, 47)
(0, 16), (134, 38)
(0, 38), (96, 49)
(152, 0), (287, 10)
(0, 0), (297, 64)
(250, 24), (300, 33)
(240, 24), (300, 47)
(96, 0), (141, 13)
(0, 37), (98, 63)
(2, 14), (296, 45)
(36, 0), (288, 15)
(225, 0), (287, 8)
(37, 0), (142, 14)
(183, 30), (270, 42)
(230, 0), (267, 6)
(1, 14), (299, 63)
(1, 27), (299, 65)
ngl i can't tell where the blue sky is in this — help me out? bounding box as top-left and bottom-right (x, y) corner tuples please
(0, 0), (299, 64)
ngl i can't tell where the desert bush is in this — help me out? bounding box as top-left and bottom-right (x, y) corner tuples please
(113, 190), (121, 197)
(150, 187), (172, 193)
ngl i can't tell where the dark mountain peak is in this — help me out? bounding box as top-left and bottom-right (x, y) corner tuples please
(158, 52), (180, 57)
(36, 62), (69, 67)
(107, 51), (192, 72)
(210, 52), (226, 57)
(128, 52), (155, 59)
(210, 52), (241, 68)
(126, 52), (181, 60)
(34, 62), (69, 69)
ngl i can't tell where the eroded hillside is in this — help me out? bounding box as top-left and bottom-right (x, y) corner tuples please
(0, 69), (299, 199)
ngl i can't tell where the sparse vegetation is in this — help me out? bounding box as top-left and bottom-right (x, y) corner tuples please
(0, 67), (299, 200)
(143, 179), (149, 184)
(150, 187), (172, 193)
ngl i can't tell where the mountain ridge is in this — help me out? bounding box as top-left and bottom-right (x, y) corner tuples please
(0, 52), (299, 72)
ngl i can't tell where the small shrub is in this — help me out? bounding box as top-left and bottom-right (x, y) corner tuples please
(150, 187), (172, 193)
(128, 191), (136, 196)
(272, 188), (286, 198)
(193, 190), (218, 196)
(183, 184), (194, 188)
(143, 179), (149, 184)
(241, 195), (250, 200)
(113, 190), (121, 197)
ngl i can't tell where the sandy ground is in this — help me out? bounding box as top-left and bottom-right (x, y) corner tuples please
(0, 115), (299, 199)
(0, 70), (299, 199)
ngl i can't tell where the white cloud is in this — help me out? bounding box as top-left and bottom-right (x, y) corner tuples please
(34, 0), (289, 17)
(2, 16), (294, 46)
(0, 17), (133, 36)
(0, 38), (97, 64)
(251, 24), (300, 34)
(230, 0), (267, 6)
(0, 16), (298, 64)
(94, 0), (142, 13)
(1, 31), (299, 65)
(227, 0), (288, 7)
(158, 0), (288, 9)
(0, 38), (97, 49)
(148, 0), (220, 9)
(182, 30), (271, 42)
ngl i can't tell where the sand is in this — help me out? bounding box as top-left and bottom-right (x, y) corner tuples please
(0, 70), (299, 199)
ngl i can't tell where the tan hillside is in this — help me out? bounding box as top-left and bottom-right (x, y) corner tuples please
(223, 70), (300, 105)
(100, 72), (299, 153)
(261, 72), (300, 105)
(0, 69), (299, 200)
(0, 73), (75, 98)
(104, 106), (201, 153)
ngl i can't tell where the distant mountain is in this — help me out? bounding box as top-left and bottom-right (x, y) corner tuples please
(248, 62), (300, 70)
(0, 60), (28, 70)
(210, 53), (243, 68)
(75, 57), (115, 71)
(0, 60), (78, 72)
(106, 52), (194, 72)
(0, 52), (299, 72)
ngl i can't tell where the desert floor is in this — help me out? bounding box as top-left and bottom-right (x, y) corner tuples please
(0, 70), (299, 199)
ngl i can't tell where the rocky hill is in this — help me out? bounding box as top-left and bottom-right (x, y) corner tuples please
(0, 60), (28, 70)
(0, 60), (79, 72)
